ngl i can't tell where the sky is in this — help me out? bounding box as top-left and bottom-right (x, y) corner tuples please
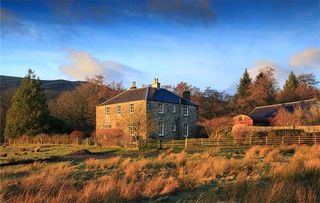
(1, 0), (320, 93)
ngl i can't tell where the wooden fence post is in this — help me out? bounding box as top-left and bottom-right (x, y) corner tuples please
(298, 135), (301, 145)
(171, 139), (174, 149)
(185, 137), (188, 150)
(201, 138), (203, 147)
(265, 136), (268, 146)
(281, 136), (284, 145)
(157, 139), (162, 150)
(314, 133), (317, 145)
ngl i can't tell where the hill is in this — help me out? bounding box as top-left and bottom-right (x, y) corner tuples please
(0, 75), (84, 92)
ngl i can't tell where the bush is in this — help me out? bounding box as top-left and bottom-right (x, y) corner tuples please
(94, 129), (128, 147)
(269, 129), (305, 137)
(70, 131), (87, 145)
(232, 125), (247, 144)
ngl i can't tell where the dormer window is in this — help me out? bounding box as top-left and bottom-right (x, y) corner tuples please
(158, 103), (164, 114)
(129, 104), (134, 114)
(105, 107), (110, 116)
(183, 106), (188, 116)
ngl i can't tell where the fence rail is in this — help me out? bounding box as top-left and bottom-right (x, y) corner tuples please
(245, 125), (320, 132)
(156, 133), (320, 150)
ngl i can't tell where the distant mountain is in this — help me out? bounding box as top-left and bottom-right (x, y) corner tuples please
(0, 75), (84, 91)
(0, 75), (85, 99)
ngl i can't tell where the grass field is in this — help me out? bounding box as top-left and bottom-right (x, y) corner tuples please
(1, 144), (319, 202)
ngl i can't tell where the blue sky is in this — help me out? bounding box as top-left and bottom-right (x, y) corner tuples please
(1, 0), (320, 92)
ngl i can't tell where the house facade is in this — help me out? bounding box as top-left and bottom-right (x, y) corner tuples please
(96, 79), (199, 139)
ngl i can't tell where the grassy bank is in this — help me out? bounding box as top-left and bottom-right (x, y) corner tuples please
(0, 144), (319, 202)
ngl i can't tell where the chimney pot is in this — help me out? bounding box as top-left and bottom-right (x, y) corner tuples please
(152, 78), (160, 88)
(130, 81), (137, 89)
(182, 91), (190, 101)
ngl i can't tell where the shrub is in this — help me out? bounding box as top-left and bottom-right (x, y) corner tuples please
(70, 131), (86, 144)
(232, 124), (248, 144)
(94, 129), (129, 147)
(269, 129), (305, 137)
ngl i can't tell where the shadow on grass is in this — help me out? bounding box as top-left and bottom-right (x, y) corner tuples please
(0, 149), (119, 167)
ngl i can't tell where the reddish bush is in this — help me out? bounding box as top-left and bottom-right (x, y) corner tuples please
(34, 134), (50, 144)
(70, 131), (87, 145)
(232, 124), (248, 145)
(95, 129), (129, 147)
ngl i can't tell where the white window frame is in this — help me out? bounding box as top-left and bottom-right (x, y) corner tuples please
(129, 103), (134, 114)
(129, 125), (135, 136)
(173, 105), (176, 113)
(172, 123), (176, 132)
(183, 106), (188, 116)
(104, 123), (112, 129)
(105, 106), (110, 116)
(183, 123), (189, 137)
(158, 122), (164, 136)
(158, 103), (164, 114)
(117, 105), (121, 115)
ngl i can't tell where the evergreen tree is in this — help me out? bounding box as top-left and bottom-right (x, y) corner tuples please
(278, 71), (300, 102)
(236, 69), (252, 97)
(283, 71), (299, 93)
(4, 69), (49, 138)
(248, 67), (278, 106)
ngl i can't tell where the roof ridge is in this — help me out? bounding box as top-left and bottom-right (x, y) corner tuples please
(98, 87), (148, 106)
(145, 86), (150, 100)
(98, 89), (129, 105)
(254, 98), (318, 109)
(249, 98), (318, 115)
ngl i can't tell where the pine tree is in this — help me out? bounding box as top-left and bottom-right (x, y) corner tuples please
(283, 71), (299, 93)
(4, 69), (49, 138)
(248, 67), (278, 105)
(236, 69), (252, 97)
(278, 71), (300, 102)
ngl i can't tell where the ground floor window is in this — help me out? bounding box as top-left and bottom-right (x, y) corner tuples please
(158, 122), (164, 136)
(172, 123), (176, 132)
(104, 123), (112, 129)
(183, 123), (189, 137)
(129, 125), (135, 136)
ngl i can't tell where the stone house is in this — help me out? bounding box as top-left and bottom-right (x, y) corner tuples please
(96, 79), (199, 139)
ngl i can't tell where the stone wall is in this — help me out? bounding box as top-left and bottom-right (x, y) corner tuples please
(147, 101), (198, 139)
(96, 100), (147, 138)
(96, 100), (198, 140)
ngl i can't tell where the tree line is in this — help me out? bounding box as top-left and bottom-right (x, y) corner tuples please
(1, 67), (319, 142)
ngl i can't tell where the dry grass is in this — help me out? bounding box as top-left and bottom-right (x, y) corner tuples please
(1, 144), (319, 202)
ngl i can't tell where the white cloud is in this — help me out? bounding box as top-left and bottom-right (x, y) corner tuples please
(59, 49), (143, 83)
(289, 48), (320, 70)
(248, 60), (290, 86)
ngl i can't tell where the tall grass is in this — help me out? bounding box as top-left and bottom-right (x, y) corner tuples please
(1, 145), (319, 202)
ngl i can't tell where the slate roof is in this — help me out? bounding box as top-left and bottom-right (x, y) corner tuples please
(249, 98), (319, 121)
(99, 87), (198, 106)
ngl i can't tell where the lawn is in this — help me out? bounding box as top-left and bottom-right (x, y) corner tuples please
(1, 144), (319, 202)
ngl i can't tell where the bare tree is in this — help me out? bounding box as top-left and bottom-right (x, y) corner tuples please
(198, 117), (232, 140)
(120, 103), (156, 148)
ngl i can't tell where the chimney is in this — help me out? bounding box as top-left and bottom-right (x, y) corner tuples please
(182, 91), (190, 101)
(152, 78), (160, 88)
(130, 81), (137, 89)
